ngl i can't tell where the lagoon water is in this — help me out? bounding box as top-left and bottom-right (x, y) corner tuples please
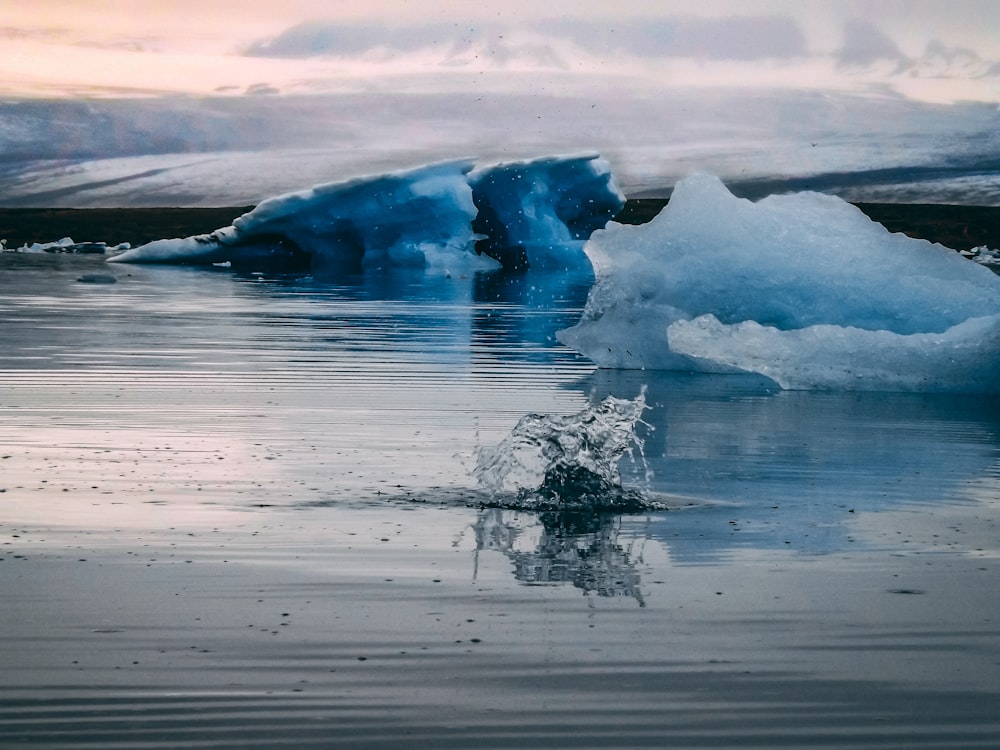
(2, 252), (999, 748)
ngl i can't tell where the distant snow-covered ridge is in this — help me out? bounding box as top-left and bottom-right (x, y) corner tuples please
(109, 153), (624, 274)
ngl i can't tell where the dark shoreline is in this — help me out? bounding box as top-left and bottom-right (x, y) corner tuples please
(0, 206), (254, 251)
(1, 200), (999, 253)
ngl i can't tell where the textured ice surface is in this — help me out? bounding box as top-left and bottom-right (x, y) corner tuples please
(558, 174), (1000, 392)
(110, 154), (623, 274)
(669, 313), (1000, 392)
(110, 160), (487, 273)
(469, 154), (624, 271)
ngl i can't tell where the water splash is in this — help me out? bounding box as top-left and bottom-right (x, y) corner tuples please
(474, 387), (653, 512)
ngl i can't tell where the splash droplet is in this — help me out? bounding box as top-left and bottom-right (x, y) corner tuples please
(474, 387), (652, 512)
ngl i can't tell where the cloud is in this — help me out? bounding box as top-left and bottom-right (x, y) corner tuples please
(246, 15), (809, 63)
(552, 15), (809, 60)
(0, 26), (61, 41)
(893, 38), (1000, 87)
(244, 21), (462, 58)
(832, 19), (1000, 91)
(2, 8), (996, 105)
(919, 39), (984, 74)
(245, 83), (281, 95)
(836, 19), (909, 68)
(243, 20), (575, 71)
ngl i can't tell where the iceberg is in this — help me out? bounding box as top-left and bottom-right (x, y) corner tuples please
(109, 154), (624, 274)
(558, 173), (1000, 392)
(110, 160), (485, 274)
(469, 154), (625, 271)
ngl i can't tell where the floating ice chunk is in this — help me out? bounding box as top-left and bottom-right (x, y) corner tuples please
(669, 313), (1000, 392)
(110, 154), (623, 274)
(110, 227), (241, 265)
(2, 236), (114, 254)
(962, 245), (1000, 270)
(111, 160), (495, 273)
(558, 173), (1000, 392)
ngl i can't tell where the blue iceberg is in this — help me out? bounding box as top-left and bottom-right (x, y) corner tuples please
(109, 154), (625, 274)
(558, 173), (1000, 392)
(469, 154), (627, 271)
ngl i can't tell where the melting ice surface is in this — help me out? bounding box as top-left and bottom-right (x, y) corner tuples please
(109, 153), (623, 275)
(474, 388), (657, 512)
(558, 173), (1000, 392)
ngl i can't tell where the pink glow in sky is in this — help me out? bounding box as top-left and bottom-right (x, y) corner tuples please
(2, 0), (998, 103)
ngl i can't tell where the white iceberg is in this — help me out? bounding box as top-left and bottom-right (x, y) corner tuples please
(668, 313), (1000, 392)
(109, 154), (624, 274)
(558, 173), (1000, 392)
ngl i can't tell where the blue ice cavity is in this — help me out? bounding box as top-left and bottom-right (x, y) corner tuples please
(109, 154), (624, 274)
(468, 154), (626, 271)
(558, 173), (1000, 392)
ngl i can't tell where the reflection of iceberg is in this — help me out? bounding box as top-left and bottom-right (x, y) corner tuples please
(470, 268), (595, 363)
(585, 369), (1000, 563)
(109, 154), (624, 274)
(558, 174), (1000, 392)
(472, 508), (646, 605)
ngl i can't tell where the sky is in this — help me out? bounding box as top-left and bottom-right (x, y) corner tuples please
(2, 0), (999, 102)
(1, 1), (998, 207)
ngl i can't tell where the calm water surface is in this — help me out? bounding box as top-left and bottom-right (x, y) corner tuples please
(1, 254), (999, 748)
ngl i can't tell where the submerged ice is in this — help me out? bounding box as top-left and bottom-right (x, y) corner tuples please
(109, 154), (624, 274)
(558, 174), (1000, 392)
(474, 389), (654, 512)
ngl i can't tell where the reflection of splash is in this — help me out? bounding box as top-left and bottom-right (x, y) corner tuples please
(471, 508), (646, 606)
(474, 388), (655, 512)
